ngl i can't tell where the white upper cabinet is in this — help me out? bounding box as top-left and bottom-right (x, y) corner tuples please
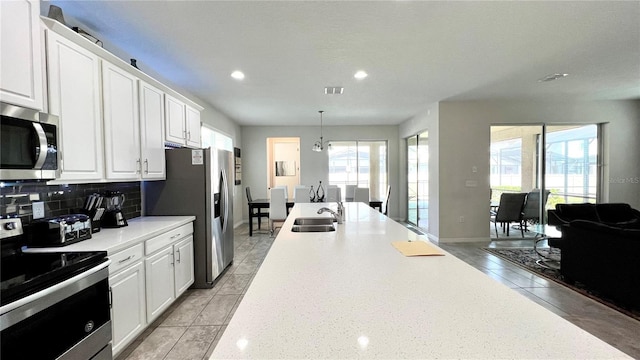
(165, 94), (202, 149)
(45, 30), (104, 181)
(102, 61), (141, 180)
(185, 105), (202, 148)
(0, 0), (43, 110)
(165, 94), (186, 145)
(139, 81), (166, 179)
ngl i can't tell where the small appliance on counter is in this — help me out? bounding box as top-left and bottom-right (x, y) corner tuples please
(101, 190), (127, 228)
(27, 213), (92, 247)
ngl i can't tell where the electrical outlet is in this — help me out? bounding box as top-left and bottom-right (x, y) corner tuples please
(33, 201), (45, 219)
(459, 216), (465, 223)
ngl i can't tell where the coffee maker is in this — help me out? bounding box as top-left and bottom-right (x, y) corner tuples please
(101, 190), (127, 228)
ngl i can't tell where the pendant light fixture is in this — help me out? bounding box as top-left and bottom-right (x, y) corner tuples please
(312, 110), (330, 152)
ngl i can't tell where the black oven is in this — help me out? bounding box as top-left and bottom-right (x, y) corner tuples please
(0, 102), (59, 180)
(0, 218), (111, 360)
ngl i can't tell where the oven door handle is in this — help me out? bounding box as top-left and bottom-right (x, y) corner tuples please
(32, 122), (48, 169)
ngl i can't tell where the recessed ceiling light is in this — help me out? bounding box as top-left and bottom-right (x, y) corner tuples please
(538, 73), (568, 82)
(354, 70), (368, 80)
(231, 71), (245, 80)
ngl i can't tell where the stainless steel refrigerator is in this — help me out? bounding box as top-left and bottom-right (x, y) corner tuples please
(144, 148), (234, 288)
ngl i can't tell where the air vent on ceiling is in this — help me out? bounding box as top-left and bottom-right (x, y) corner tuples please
(324, 87), (344, 95)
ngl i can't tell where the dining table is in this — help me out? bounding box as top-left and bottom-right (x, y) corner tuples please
(248, 198), (384, 236)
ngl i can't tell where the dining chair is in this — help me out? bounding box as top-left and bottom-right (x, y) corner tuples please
(327, 186), (341, 202)
(294, 186), (309, 203)
(274, 185), (289, 200)
(383, 185), (391, 216)
(269, 187), (287, 236)
(490, 192), (527, 238)
(246, 187), (268, 229)
(345, 185), (357, 202)
(354, 187), (370, 204)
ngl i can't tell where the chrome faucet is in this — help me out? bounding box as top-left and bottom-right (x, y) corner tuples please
(317, 206), (343, 224)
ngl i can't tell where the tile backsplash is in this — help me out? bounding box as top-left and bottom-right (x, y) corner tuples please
(0, 181), (141, 224)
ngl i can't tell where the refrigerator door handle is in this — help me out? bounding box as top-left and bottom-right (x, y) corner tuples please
(221, 168), (229, 234)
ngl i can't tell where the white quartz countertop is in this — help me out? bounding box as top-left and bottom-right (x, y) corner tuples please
(211, 203), (630, 359)
(24, 216), (195, 255)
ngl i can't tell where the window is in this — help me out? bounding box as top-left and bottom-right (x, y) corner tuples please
(328, 140), (388, 200)
(201, 125), (233, 151)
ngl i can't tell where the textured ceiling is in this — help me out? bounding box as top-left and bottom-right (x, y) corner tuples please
(45, 1), (640, 126)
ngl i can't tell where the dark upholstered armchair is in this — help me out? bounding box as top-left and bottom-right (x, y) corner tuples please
(549, 203), (640, 307)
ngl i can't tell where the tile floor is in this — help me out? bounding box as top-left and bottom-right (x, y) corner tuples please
(117, 221), (640, 360)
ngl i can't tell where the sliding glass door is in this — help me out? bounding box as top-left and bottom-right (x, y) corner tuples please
(490, 124), (599, 239)
(545, 125), (598, 207)
(328, 140), (388, 200)
(407, 132), (428, 229)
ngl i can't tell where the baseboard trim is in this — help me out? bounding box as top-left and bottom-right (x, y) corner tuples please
(437, 237), (490, 244)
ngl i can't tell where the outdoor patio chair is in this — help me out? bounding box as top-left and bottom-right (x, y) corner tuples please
(491, 192), (527, 238)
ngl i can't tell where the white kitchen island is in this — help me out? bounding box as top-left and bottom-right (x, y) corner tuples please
(211, 203), (630, 359)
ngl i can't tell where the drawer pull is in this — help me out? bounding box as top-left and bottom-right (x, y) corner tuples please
(170, 233), (181, 240)
(118, 255), (133, 264)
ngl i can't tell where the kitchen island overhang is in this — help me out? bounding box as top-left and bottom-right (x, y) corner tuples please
(211, 203), (631, 359)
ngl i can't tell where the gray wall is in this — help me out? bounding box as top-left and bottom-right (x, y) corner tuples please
(241, 125), (400, 221)
(400, 99), (640, 243)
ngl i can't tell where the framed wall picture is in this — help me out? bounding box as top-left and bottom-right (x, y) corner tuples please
(275, 161), (296, 176)
(234, 147), (241, 185)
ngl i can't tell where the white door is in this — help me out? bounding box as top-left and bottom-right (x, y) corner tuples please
(165, 94), (185, 145)
(102, 61), (140, 180)
(0, 0), (43, 110)
(46, 31), (104, 181)
(145, 247), (175, 323)
(268, 138), (300, 199)
(110, 262), (146, 356)
(174, 236), (195, 297)
(139, 81), (166, 179)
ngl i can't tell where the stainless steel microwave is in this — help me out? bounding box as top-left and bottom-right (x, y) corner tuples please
(0, 102), (59, 181)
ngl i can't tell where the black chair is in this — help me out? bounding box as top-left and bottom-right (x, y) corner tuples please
(246, 187), (268, 230)
(491, 193), (527, 238)
(383, 185), (391, 216)
(521, 189), (551, 231)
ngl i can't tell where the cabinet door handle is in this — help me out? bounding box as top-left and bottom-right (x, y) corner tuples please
(187, 131), (191, 140)
(170, 252), (175, 266)
(136, 159), (141, 174)
(170, 233), (181, 240)
(118, 255), (133, 264)
(176, 249), (181, 263)
(144, 159), (149, 174)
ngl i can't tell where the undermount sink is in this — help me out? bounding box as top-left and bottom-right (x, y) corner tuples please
(291, 224), (335, 232)
(293, 217), (334, 225)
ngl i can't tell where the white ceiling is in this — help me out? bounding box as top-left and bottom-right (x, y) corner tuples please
(45, 1), (640, 127)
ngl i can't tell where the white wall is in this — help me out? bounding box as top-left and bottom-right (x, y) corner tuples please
(401, 99), (640, 243)
(241, 125), (400, 221)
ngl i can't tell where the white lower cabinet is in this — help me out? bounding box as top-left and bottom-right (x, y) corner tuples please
(107, 221), (194, 357)
(145, 245), (176, 323)
(144, 223), (195, 324)
(144, 235), (194, 323)
(174, 236), (195, 296)
(109, 261), (145, 356)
